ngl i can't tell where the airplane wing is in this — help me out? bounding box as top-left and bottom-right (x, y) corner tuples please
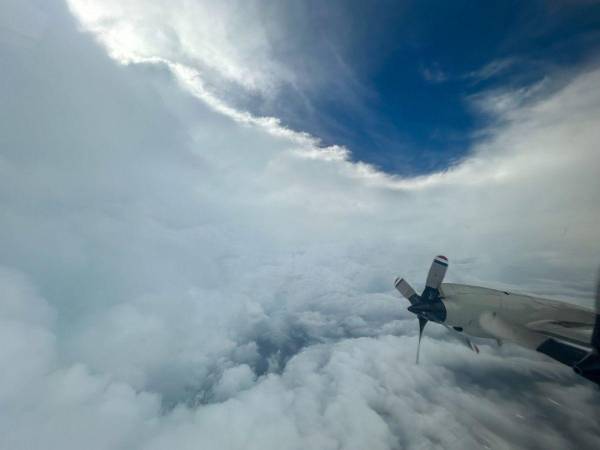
(442, 283), (595, 349)
(466, 284), (599, 385)
(504, 290), (595, 350)
(526, 318), (594, 350)
(401, 262), (600, 386)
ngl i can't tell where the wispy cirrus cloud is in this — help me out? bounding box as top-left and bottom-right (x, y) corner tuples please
(420, 62), (448, 83)
(465, 57), (520, 83)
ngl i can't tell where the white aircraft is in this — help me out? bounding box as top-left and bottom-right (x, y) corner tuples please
(394, 255), (600, 386)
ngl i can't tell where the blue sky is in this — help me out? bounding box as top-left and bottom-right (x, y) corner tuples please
(240, 0), (600, 174)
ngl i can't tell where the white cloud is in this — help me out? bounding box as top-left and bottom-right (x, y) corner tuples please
(66, 0), (288, 93)
(420, 63), (448, 84)
(1, 1), (600, 449)
(466, 57), (519, 82)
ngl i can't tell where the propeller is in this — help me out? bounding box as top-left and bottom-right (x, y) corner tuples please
(416, 317), (427, 364)
(395, 255), (455, 363)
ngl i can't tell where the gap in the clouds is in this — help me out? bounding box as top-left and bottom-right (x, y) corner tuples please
(157, 327), (319, 412)
(233, 0), (600, 176)
(157, 308), (413, 411)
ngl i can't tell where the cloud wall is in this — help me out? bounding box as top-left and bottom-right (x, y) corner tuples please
(0, 1), (599, 448)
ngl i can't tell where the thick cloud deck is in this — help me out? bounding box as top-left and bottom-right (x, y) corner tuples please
(1, 1), (599, 449)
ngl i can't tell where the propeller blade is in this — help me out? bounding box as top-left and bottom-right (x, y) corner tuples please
(394, 278), (420, 305)
(425, 255), (448, 292)
(416, 317), (427, 364)
(444, 324), (479, 354)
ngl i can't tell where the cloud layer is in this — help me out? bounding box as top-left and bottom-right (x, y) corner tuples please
(1, 1), (599, 449)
